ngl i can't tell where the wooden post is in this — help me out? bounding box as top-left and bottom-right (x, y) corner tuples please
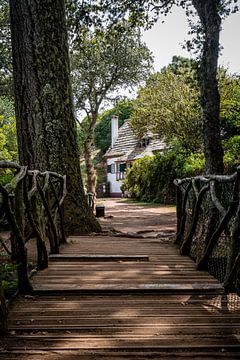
(0, 281), (7, 333)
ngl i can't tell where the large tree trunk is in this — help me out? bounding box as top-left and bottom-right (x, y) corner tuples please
(193, 0), (224, 174)
(9, 0), (101, 234)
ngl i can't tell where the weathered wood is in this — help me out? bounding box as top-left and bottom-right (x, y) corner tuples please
(0, 281), (7, 333)
(2, 206), (240, 359)
(175, 181), (192, 246)
(197, 171), (240, 271)
(23, 175), (48, 270)
(0, 184), (32, 294)
(180, 183), (209, 255)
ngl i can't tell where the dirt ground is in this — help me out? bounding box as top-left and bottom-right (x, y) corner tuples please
(97, 198), (176, 234)
(0, 199), (176, 265)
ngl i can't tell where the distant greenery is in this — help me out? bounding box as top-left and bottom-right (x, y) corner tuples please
(95, 100), (134, 153)
(122, 60), (240, 203)
(0, 96), (17, 161)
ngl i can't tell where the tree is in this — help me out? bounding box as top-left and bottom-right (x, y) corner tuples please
(131, 60), (240, 162)
(130, 69), (202, 152)
(71, 23), (152, 195)
(71, 0), (238, 174)
(9, 0), (100, 235)
(95, 100), (134, 153)
(190, 0), (223, 174)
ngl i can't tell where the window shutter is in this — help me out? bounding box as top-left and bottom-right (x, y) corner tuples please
(111, 164), (115, 174)
(107, 165), (112, 173)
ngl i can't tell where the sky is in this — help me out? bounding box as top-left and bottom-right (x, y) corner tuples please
(142, 6), (240, 74)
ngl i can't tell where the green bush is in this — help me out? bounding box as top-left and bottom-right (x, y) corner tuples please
(0, 261), (18, 298)
(122, 149), (205, 204)
(223, 135), (240, 173)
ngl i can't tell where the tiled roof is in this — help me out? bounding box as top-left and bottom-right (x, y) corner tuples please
(104, 120), (166, 161)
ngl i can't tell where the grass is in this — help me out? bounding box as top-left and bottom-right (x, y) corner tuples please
(117, 198), (176, 208)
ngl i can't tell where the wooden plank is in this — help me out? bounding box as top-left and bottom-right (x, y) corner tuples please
(3, 230), (238, 360)
(49, 255), (149, 261)
(4, 336), (240, 350)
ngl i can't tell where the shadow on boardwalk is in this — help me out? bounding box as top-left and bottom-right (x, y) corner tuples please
(1, 199), (240, 359)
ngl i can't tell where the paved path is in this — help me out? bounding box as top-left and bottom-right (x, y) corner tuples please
(1, 199), (240, 359)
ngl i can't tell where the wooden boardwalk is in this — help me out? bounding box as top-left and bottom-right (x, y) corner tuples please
(1, 233), (240, 359)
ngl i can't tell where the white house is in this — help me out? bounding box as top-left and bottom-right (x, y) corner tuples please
(104, 116), (166, 197)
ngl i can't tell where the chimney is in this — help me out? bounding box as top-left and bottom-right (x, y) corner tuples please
(111, 115), (119, 147)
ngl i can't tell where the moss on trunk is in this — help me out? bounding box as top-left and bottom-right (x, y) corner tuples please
(9, 0), (101, 234)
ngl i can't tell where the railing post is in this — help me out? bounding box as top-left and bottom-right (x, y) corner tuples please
(0, 280), (7, 333)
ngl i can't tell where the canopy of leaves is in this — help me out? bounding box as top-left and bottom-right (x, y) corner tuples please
(130, 58), (240, 154)
(130, 68), (202, 152)
(67, 1), (239, 34)
(71, 22), (153, 115)
(95, 100), (134, 153)
(219, 68), (240, 140)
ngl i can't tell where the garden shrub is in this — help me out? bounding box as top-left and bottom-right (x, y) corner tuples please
(122, 148), (205, 204)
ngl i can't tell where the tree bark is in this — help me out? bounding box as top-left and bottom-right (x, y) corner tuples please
(84, 135), (97, 195)
(9, 0), (101, 234)
(192, 0), (224, 174)
(84, 112), (98, 196)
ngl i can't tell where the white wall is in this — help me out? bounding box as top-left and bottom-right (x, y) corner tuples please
(107, 158), (122, 195)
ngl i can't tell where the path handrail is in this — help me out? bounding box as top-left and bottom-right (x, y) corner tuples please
(175, 166), (240, 294)
(0, 161), (67, 296)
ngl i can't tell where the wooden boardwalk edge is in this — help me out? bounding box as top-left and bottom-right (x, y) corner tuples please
(1, 235), (240, 359)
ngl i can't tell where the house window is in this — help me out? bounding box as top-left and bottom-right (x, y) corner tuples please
(137, 137), (150, 148)
(116, 162), (126, 180)
(107, 164), (116, 174)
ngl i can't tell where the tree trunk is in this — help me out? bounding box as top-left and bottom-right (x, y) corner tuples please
(84, 112), (98, 196)
(193, 0), (224, 174)
(84, 135), (97, 195)
(9, 0), (101, 234)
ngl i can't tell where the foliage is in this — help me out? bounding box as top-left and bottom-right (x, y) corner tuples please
(0, 0), (12, 96)
(223, 136), (240, 173)
(130, 61), (240, 157)
(71, 22), (152, 193)
(0, 260), (18, 298)
(162, 55), (199, 84)
(219, 70), (240, 140)
(67, 1), (239, 37)
(130, 68), (202, 152)
(0, 96), (17, 161)
(95, 100), (134, 153)
(71, 23), (153, 115)
(121, 148), (204, 204)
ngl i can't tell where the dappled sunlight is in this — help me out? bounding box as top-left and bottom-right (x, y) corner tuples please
(3, 199), (240, 358)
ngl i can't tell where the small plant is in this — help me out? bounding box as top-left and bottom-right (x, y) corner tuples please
(0, 261), (18, 298)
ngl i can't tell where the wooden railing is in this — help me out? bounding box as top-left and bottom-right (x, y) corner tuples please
(174, 167), (240, 293)
(0, 161), (67, 331)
